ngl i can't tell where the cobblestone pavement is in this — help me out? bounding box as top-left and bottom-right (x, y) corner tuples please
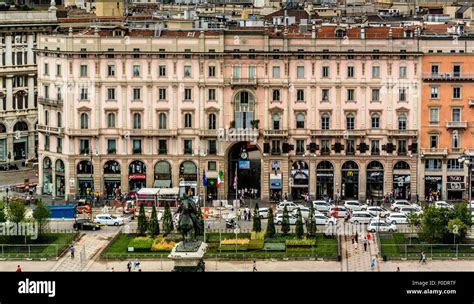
(379, 260), (474, 272)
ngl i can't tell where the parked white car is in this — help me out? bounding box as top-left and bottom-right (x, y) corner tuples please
(385, 213), (408, 225)
(398, 206), (422, 215)
(343, 200), (365, 212)
(275, 213), (299, 225)
(349, 211), (373, 224)
(364, 206), (390, 218)
(312, 200), (333, 213)
(292, 206), (311, 219)
(313, 213), (337, 225)
(391, 200), (421, 212)
(468, 201), (474, 210)
(329, 206), (349, 219)
(434, 201), (453, 209)
(93, 214), (124, 226)
(277, 201), (299, 212)
(258, 208), (270, 219)
(367, 221), (398, 233)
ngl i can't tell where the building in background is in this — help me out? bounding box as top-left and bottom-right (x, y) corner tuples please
(0, 8), (57, 171)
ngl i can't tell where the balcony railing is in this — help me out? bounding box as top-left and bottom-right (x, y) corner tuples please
(200, 129), (218, 137)
(263, 129), (288, 137)
(226, 77), (257, 86)
(422, 72), (474, 81)
(446, 121), (467, 129)
(387, 129), (418, 136)
(158, 149), (168, 155)
(37, 124), (64, 135)
(133, 149), (142, 154)
(68, 129), (100, 137)
(38, 97), (63, 107)
(421, 148), (448, 156)
(310, 130), (366, 137)
(107, 149), (116, 155)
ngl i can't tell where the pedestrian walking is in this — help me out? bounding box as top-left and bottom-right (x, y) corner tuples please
(238, 208), (242, 221)
(421, 252), (427, 264)
(69, 245), (75, 259)
(253, 260), (257, 272)
(367, 232), (371, 242)
(419, 251), (424, 263)
(396, 267), (400, 272)
(371, 256), (376, 271)
(351, 235), (355, 244)
(355, 232), (359, 243)
(16, 265), (22, 272)
(127, 261), (132, 272)
(354, 241), (358, 250)
(363, 238), (368, 252)
(134, 258), (141, 270)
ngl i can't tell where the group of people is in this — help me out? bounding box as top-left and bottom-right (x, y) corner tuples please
(127, 259), (142, 272)
(350, 232), (371, 253)
(237, 207), (252, 221)
(426, 190), (440, 202)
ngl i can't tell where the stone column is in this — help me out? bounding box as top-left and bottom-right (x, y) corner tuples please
(6, 76), (13, 111)
(359, 160), (367, 202)
(27, 75), (35, 109)
(333, 159), (342, 198)
(27, 34), (34, 65)
(5, 35), (12, 66)
(309, 160), (316, 199)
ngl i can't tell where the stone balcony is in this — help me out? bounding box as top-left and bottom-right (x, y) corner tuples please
(422, 72), (474, 81)
(37, 124), (64, 136)
(199, 129), (219, 137)
(446, 121), (467, 129)
(310, 129), (366, 137)
(226, 77), (257, 86)
(38, 97), (63, 108)
(421, 148), (448, 157)
(263, 129), (288, 138)
(387, 129), (418, 137)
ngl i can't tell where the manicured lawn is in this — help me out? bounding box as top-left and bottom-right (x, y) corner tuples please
(102, 233), (339, 260)
(380, 233), (474, 260)
(0, 233), (78, 259)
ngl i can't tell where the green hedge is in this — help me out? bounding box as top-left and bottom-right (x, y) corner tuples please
(248, 239), (265, 250)
(128, 237), (153, 252)
(263, 243), (286, 251)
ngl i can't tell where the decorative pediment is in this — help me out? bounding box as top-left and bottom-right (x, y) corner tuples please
(396, 107), (410, 113)
(268, 105), (284, 113)
(205, 106), (220, 113)
(77, 106), (91, 112)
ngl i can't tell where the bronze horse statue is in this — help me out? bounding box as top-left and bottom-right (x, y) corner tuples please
(175, 197), (203, 243)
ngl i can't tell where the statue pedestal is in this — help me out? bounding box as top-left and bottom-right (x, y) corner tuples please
(168, 241), (208, 272)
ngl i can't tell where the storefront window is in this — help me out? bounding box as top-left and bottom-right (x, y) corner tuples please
(290, 161), (309, 201)
(367, 161), (384, 201)
(316, 161), (334, 200)
(341, 161), (359, 199)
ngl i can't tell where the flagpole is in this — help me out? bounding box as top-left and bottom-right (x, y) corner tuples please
(235, 163), (238, 208)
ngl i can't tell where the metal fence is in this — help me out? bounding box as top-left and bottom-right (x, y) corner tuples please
(0, 244), (59, 259)
(380, 243), (474, 260)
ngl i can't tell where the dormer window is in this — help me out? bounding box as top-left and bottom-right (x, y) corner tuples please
(335, 28), (346, 38)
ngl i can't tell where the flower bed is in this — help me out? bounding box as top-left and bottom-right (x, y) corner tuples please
(220, 238), (250, 246)
(129, 237), (153, 252)
(285, 239), (315, 247)
(151, 237), (176, 252)
(248, 239), (265, 250)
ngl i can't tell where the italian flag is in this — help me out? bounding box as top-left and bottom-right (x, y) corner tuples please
(217, 170), (224, 189)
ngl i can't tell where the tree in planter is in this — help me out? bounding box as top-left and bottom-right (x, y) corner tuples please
(295, 209), (304, 239)
(281, 205), (290, 235)
(306, 203), (317, 237)
(32, 199), (51, 239)
(137, 203), (148, 236)
(7, 200), (25, 242)
(162, 202), (174, 235)
(148, 204), (160, 237)
(406, 212), (421, 244)
(252, 203), (261, 232)
(266, 207), (276, 238)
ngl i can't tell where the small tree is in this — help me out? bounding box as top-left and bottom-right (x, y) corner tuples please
(0, 202), (6, 224)
(266, 207), (276, 238)
(162, 202), (174, 235)
(7, 200), (25, 225)
(252, 203), (261, 232)
(281, 205), (290, 235)
(148, 204), (160, 237)
(32, 199), (51, 238)
(306, 203), (317, 236)
(137, 203), (148, 236)
(406, 212), (421, 244)
(295, 209), (304, 239)
(448, 218), (467, 245)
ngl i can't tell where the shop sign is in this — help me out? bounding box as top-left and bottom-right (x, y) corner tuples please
(425, 176), (442, 181)
(447, 176), (465, 190)
(129, 174), (146, 180)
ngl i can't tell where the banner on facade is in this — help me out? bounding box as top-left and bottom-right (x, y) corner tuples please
(447, 176), (465, 190)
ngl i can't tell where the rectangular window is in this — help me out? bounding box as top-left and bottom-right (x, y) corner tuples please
(425, 159), (442, 170)
(44, 85), (49, 99)
(372, 66), (380, 78)
(184, 139), (193, 154)
(399, 88), (407, 101)
(159, 48), (165, 59)
(56, 64), (61, 77)
(208, 89), (216, 101)
(322, 89), (329, 102)
(44, 63), (49, 75)
(399, 66), (407, 78)
(184, 88), (192, 100)
(159, 88), (166, 100)
(322, 66), (330, 78)
(296, 139), (305, 155)
(430, 87), (439, 99)
(272, 89), (280, 101)
(453, 65), (461, 77)
(346, 139), (355, 155)
(271, 140), (280, 154)
(107, 88), (115, 100)
(372, 89), (380, 101)
(452, 133), (460, 149)
(132, 139), (142, 154)
(297, 66), (305, 78)
(249, 66), (256, 79)
(320, 139), (330, 155)
(80, 65), (87, 77)
(347, 89), (355, 101)
(347, 66), (354, 78)
(453, 87), (461, 99)
(132, 65), (140, 77)
(107, 65), (115, 76)
(133, 48), (140, 59)
(80, 88), (88, 100)
(429, 135), (438, 149)
(133, 88), (141, 100)
(158, 140), (167, 155)
(398, 140), (407, 155)
(452, 108), (461, 122)
(159, 65), (166, 77)
(208, 140), (217, 155)
(57, 138), (62, 153)
(208, 161), (217, 171)
(447, 159), (463, 171)
(272, 66), (280, 78)
(296, 89), (304, 101)
(107, 139), (116, 154)
(232, 66), (241, 79)
(429, 108), (439, 124)
(431, 65), (439, 76)
(80, 139), (89, 154)
(371, 140), (380, 155)
(208, 66), (216, 77)
(184, 65), (192, 77)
